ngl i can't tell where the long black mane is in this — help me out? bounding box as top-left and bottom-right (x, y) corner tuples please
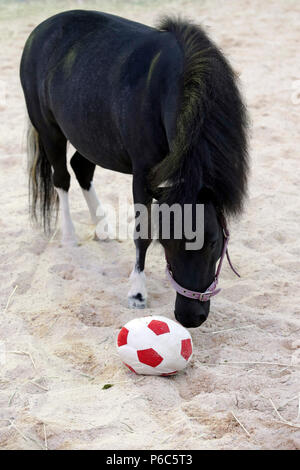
(148, 17), (249, 216)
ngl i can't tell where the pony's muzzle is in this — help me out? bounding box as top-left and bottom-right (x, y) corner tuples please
(174, 294), (210, 328)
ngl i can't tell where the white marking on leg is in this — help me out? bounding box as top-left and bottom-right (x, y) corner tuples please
(56, 188), (77, 246)
(82, 183), (103, 225)
(128, 267), (147, 309)
(82, 183), (114, 240)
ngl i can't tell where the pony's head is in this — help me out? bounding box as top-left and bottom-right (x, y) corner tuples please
(157, 195), (225, 327)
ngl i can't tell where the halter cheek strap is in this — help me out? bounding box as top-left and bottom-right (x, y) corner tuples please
(165, 218), (240, 302)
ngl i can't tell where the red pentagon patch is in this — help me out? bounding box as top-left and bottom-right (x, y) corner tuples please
(148, 319), (170, 335)
(117, 327), (129, 347)
(181, 338), (192, 361)
(124, 363), (137, 374)
(137, 348), (163, 367)
(161, 371), (177, 376)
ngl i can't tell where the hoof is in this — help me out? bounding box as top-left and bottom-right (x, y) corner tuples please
(94, 222), (114, 241)
(93, 230), (110, 241)
(128, 293), (147, 309)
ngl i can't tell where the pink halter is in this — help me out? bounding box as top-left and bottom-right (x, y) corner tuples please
(165, 217), (240, 302)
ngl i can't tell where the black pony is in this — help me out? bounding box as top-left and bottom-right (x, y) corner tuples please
(20, 10), (248, 327)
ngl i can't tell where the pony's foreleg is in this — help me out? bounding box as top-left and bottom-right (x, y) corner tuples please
(128, 180), (152, 308)
(128, 239), (152, 309)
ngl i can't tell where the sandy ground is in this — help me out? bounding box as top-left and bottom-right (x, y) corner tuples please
(0, 0), (300, 450)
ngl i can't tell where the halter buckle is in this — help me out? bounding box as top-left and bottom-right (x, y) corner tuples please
(199, 291), (211, 301)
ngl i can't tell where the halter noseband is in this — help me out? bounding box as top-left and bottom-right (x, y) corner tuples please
(165, 217), (240, 302)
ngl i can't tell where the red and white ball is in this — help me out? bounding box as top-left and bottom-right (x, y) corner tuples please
(116, 315), (193, 376)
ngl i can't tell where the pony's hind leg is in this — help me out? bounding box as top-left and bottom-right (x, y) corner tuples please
(41, 129), (77, 246)
(70, 151), (111, 239)
(55, 187), (77, 246)
(71, 152), (99, 224)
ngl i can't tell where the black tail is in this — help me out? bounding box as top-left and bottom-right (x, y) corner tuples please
(27, 118), (58, 233)
(149, 17), (249, 216)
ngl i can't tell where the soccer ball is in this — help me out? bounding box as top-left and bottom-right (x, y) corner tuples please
(116, 315), (193, 376)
